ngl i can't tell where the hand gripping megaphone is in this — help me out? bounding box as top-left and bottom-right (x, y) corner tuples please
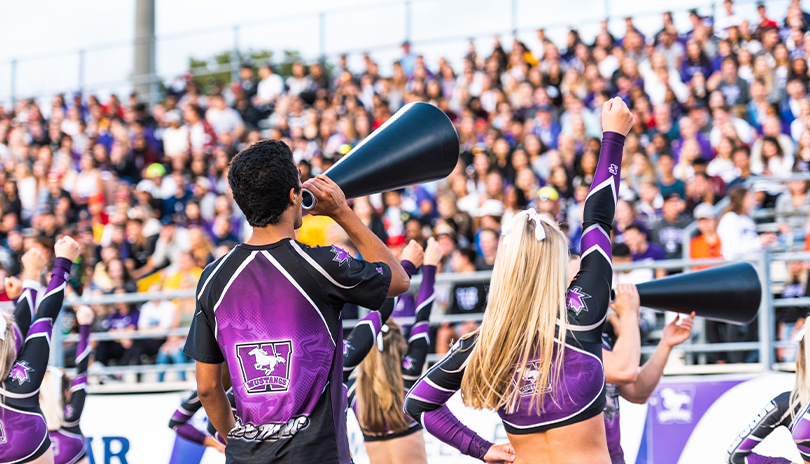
(301, 102), (459, 210)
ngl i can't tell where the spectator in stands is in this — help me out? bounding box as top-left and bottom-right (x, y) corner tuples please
(435, 247), (486, 354)
(690, 203), (723, 270)
(94, 288), (139, 374)
(623, 223), (667, 278)
(718, 186), (777, 259)
(475, 228), (498, 271)
(658, 153), (686, 199)
(775, 259), (808, 362)
(124, 283), (175, 374)
(652, 192), (692, 260)
(776, 177), (810, 245)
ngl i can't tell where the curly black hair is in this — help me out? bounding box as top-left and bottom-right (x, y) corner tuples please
(228, 139), (300, 227)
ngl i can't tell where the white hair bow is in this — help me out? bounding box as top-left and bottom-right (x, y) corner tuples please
(501, 209), (546, 244)
(377, 324), (390, 352)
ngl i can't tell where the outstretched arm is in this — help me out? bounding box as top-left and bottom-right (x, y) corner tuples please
(603, 284), (641, 386)
(169, 390), (208, 445)
(620, 313), (694, 404)
(404, 335), (495, 461)
(402, 240), (438, 388)
(11, 249), (47, 351)
(567, 98), (632, 340)
(63, 306), (93, 429)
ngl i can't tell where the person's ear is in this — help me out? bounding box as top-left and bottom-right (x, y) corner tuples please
(289, 188), (298, 205)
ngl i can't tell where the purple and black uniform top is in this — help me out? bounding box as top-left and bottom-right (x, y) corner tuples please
(726, 391), (810, 464)
(184, 239), (392, 464)
(50, 323), (91, 464)
(344, 263), (436, 442)
(0, 258), (72, 464)
(403, 132), (626, 461)
(601, 333), (623, 464)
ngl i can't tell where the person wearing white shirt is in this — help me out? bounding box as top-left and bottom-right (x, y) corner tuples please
(645, 68), (689, 105)
(285, 62), (313, 97)
(161, 110), (189, 159)
(205, 94), (244, 140)
(717, 187), (775, 260)
(714, 0), (744, 38)
(256, 64), (285, 105)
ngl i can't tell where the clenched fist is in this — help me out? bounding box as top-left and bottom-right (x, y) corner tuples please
(601, 97), (634, 136)
(54, 236), (81, 262)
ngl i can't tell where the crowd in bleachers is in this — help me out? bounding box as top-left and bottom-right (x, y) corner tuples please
(3, 0), (810, 376)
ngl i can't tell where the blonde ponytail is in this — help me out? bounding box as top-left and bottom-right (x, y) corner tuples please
(356, 322), (410, 435)
(791, 333), (810, 420)
(460, 212), (569, 414)
(40, 368), (65, 431)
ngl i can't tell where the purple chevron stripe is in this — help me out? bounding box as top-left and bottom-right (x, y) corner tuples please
(28, 318), (53, 338)
(410, 378), (454, 404)
(409, 322), (429, 341)
(581, 226), (611, 260)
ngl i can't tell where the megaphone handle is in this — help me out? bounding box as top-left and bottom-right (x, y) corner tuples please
(610, 288), (616, 301)
(301, 188), (316, 211)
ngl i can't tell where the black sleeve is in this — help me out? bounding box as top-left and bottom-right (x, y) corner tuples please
(183, 262), (226, 364)
(402, 264), (436, 389)
(726, 391), (794, 464)
(566, 132), (625, 344)
(343, 303), (389, 383)
(63, 324), (91, 428)
(291, 241), (392, 311)
(4, 258), (71, 401)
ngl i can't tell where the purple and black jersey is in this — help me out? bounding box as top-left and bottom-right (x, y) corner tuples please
(602, 334), (623, 464)
(0, 258), (71, 464)
(51, 323), (91, 464)
(404, 132), (625, 460)
(344, 264), (436, 442)
(184, 239), (392, 464)
(726, 391), (809, 464)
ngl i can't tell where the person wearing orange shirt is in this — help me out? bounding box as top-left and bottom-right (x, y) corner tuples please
(690, 203), (722, 271)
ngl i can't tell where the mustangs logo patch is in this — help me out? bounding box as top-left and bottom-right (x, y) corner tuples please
(566, 286), (591, 315)
(9, 361), (33, 385)
(331, 246), (350, 266)
(236, 341), (293, 394)
(514, 361), (552, 397)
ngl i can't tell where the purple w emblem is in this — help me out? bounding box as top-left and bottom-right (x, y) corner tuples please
(236, 341), (293, 394)
(331, 246), (350, 266)
(9, 361), (32, 386)
(566, 286), (592, 315)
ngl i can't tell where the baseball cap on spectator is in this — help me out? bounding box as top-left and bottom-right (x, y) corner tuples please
(537, 186), (559, 202)
(477, 199), (504, 218)
(434, 223), (456, 240)
(693, 203), (716, 220)
(387, 235), (406, 247)
(664, 192), (682, 202)
(146, 163), (166, 179)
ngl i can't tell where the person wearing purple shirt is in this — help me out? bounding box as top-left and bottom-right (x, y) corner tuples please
(623, 223), (667, 279)
(184, 139), (409, 464)
(0, 237), (80, 464)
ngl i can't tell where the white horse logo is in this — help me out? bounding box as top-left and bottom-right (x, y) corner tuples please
(522, 366), (539, 383)
(249, 346), (286, 376)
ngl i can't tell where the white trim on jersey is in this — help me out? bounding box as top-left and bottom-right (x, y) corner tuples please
(212, 251), (258, 337)
(261, 251), (336, 346)
(198, 247), (237, 300)
(289, 241), (361, 290)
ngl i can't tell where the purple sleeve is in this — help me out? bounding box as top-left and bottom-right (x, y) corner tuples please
(173, 423), (208, 445)
(35, 257), (72, 321)
(740, 455), (791, 464)
(401, 260), (417, 278)
(421, 405), (493, 460)
(63, 324), (91, 424)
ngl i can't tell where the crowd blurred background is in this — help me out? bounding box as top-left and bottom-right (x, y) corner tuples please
(3, 0), (810, 379)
